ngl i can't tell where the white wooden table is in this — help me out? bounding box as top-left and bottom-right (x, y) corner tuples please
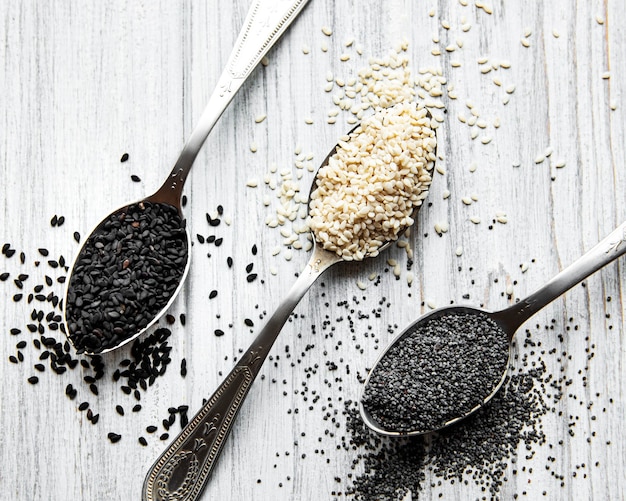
(1, 1), (624, 500)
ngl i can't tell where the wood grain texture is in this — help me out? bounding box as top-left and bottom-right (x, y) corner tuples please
(1, 0), (624, 500)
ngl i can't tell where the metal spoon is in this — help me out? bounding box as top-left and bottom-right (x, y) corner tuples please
(142, 116), (437, 501)
(360, 221), (626, 437)
(62, 0), (310, 355)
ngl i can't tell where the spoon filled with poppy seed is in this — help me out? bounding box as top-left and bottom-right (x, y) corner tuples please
(142, 102), (437, 501)
(62, 0), (310, 355)
(360, 221), (626, 437)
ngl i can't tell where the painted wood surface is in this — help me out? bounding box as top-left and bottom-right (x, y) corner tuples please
(1, 0), (624, 500)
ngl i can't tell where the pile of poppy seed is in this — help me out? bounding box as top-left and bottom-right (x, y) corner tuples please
(361, 310), (510, 433)
(65, 201), (188, 354)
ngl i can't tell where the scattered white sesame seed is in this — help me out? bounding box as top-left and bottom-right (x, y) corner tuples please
(250, 142), (258, 153)
(459, 0), (468, 5)
(304, 117), (314, 125)
(462, 23), (472, 32)
(345, 37), (354, 47)
(521, 262), (529, 273)
(469, 162), (478, 172)
(602, 71), (611, 79)
(505, 84), (516, 94)
(500, 60), (512, 69)
(445, 45), (456, 52)
(455, 246), (463, 256)
(393, 264), (402, 278)
(451, 60), (462, 68)
(443, 190), (451, 199)
(428, 8), (435, 17)
(481, 136), (492, 144)
(271, 246), (281, 256)
(321, 42), (328, 52)
(493, 117), (501, 128)
(512, 160), (521, 167)
(555, 159), (566, 168)
(534, 154), (545, 164)
(470, 216), (481, 224)
(340, 53), (351, 62)
(356, 280), (367, 290)
(302, 45), (310, 54)
(255, 114), (267, 123)
(521, 39), (530, 48)
(552, 29), (560, 38)
(595, 14), (605, 25)
(610, 101), (618, 110)
(406, 272), (414, 286)
(462, 196), (473, 205)
(436, 164), (446, 175)
(270, 266), (278, 275)
(431, 49), (442, 56)
(321, 26), (332, 36)
(284, 249), (293, 261)
(441, 20), (450, 29)
(506, 284), (514, 296)
(261, 56), (269, 66)
(246, 178), (259, 187)
(427, 300), (437, 310)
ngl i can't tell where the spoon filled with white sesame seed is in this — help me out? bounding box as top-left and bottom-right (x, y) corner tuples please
(62, 0), (310, 355)
(142, 102), (438, 501)
(360, 221), (626, 437)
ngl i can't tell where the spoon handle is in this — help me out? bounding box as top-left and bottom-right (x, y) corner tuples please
(154, 0), (310, 206)
(493, 222), (626, 335)
(142, 249), (339, 501)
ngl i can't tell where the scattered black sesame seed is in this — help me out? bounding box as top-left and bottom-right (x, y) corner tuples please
(120, 153), (129, 162)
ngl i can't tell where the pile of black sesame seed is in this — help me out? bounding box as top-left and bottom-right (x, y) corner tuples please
(65, 201), (188, 354)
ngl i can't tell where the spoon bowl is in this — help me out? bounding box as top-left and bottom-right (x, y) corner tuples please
(62, 0), (310, 355)
(360, 220), (626, 436)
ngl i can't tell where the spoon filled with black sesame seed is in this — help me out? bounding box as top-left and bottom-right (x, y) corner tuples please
(360, 221), (626, 437)
(142, 103), (437, 501)
(62, 1), (310, 355)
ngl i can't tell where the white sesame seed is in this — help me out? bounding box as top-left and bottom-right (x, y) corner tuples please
(555, 160), (566, 168)
(246, 178), (259, 188)
(602, 71), (611, 79)
(427, 300), (437, 310)
(250, 142), (258, 153)
(441, 20), (450, 29)
(321, 42), (328, 52)
(443, 189), (451, 199)
(302, 45), (310, 54)
(270, 266), (278, 275)
(534, 154), (545, 164)
(356, 280), (367, 290)
(505, 84), (516, 94)
(595, 14), (605, 25)
(477, 56), (489, 64)
(451, 60), (462, 68)
(480, 136), (492, 144)
(345, 37), (354, 47)
(455, 246), (463, 256)
(521, 262), (529, 273)
(470, 216), (481, 224)
(304, 117), (314, 125)
(271, 246), (281, 256)
(552, 29), (560, 38)
(406, 272), (414, 285)
(321, 26), (332, 36)
(462, 23), (472, 32)
(428, 8), (435, 17)
(255, 114), (267, 123)
(506, 284), (514, 296)
(284, 249), (293, 261)
(340, 53), (351, 62)
(462, 197), (473, 205)
(261, 56), (269, 66)
(500, 60), (512, 69)
(521, 39), (530, 48)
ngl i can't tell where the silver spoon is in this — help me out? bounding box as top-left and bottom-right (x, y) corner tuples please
(62, 0), (310, 355)
(142, 114), (437, 501)
(360, 221), (626, 437)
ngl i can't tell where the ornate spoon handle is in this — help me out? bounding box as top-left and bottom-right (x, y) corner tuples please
(154, 0), (310, 206)
(142, 248), (340, 501)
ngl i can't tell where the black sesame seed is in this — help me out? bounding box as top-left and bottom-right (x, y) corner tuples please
(131, 174), (141, 182)
(120, 153), (129, 162)
(108, 432), (122, 443)
(27, 376), (39, 384)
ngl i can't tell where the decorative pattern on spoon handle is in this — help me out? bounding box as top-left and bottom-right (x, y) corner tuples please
(142, 347), (264, 501)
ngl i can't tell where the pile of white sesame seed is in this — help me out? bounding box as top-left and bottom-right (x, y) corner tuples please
(307, 102), (437, 261)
